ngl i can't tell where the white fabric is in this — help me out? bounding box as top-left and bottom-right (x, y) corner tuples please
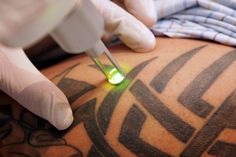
(152, 0), (236, 46)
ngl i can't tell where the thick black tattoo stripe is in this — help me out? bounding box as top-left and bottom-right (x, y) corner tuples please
(178, 50), (236, 118)
(130, 80), (195, 143)
(71, 99), (119, 157)
(87, 57), (157, 156)
(119, 105), (171, 157)
(208, 141), (236, 157)
(181, 91), (236, 157)
(57, 78), (95, 103)
(51, 63), (80, 81)
(52, 62), (96, 104)
(87, 147), (103, 157)
(150, 45), (206, 93)
(97, 57), (158, 134)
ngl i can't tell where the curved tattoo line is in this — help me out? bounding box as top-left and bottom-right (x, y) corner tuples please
(88, 57), (158, 156)
(130, 80), (195, 143)
(71, 99), (120, 157)
(57, 78), (96, 104)
(97, 57), (158, 134)
(0, 127), (26, 149)
(0, 107), (82, 156)
(208, 141), (236, 157)
(181, 90), (236, 157)
(119, 104), (172, 157)
(27, 129), (83, 156)
(150, 45), (206, 93)
(28, 131), (66, 147)
(0, 125), (12, 142)
(178, 50), (236, 118)
(51, 63), (80, 81)
(0, 106), (28, 149)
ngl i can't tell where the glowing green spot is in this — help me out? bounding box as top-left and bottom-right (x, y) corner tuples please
(109, 68), (116, 75)
(108, 68), (125, 85)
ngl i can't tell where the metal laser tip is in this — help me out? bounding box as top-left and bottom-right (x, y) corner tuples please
(91, 54), (126, 85)
(87, 40), (126, 85)
(104, 49), (126, 77)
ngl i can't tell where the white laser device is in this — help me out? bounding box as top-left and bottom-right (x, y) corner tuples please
(0, 0), (126, 85)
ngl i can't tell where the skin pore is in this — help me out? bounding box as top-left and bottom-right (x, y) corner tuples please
(1, 38), (236, 157)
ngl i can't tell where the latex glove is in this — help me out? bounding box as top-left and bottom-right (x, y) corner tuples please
(0, 1), (74, 130)
(0, 44), (73, 130)
(0, 0), (156, 53)
(92, 0), (157, 52)
(0, 0), (157, 131)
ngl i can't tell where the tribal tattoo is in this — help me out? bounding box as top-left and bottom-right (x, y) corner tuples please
(1, 45), (236, 157)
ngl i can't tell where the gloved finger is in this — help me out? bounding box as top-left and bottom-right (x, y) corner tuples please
(92, 0), (156, 52)
(0, 44), (73, 130)
(116, 0), (157, 27)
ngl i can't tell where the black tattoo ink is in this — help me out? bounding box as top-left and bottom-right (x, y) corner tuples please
(0, 124), (11, 144)
(88, 57), (158, 156)
(51, 63), (80, 81)
(119, 105), (171, 157)
(57, 78), (95, 103)
(130, 80), (195, 143)
(20, 110), (46, 130)
(181, 91), (236, 157)
(51, 62), (95, 104)
(178, 50), (236, 118)
(87, 148), (103, 157)
(71, 99), (119, 157)
(150, 46), (205, 93)
(208, 141), (236, 157)
(97, 57), (158, 134)
(29, 130), (66, 147)
(3, 46), (236, 157)
(0, 107), (82, 157)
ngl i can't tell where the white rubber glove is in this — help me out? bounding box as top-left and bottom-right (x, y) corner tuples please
(92, 0), (157, 52)
(0, 0), (157, 130)
(0, 44), (73, 130)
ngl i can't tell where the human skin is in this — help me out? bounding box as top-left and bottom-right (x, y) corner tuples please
(1, 38), (236, 157)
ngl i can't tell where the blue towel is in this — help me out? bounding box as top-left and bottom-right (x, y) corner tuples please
(151, 0), (236, 46)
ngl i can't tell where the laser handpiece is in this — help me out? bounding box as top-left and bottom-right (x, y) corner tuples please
(87, 40), (126, 85)
(50, 0), (126, 85)
(0, 0), (126, 85)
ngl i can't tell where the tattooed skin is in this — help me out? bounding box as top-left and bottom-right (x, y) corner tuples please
(0, 38), (236, 157)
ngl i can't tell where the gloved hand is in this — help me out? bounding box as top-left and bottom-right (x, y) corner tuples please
(0, 45), (73, 130)
(0, 0), (157, 130)
(92, 0), (157, 52)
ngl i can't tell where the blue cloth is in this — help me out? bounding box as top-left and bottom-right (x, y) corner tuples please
(151, 0), (236, 46)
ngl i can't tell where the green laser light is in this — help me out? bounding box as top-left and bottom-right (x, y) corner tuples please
(87, 40), (126, 85)
(91, 57), (126, 85)
(108, 68), (125, 85)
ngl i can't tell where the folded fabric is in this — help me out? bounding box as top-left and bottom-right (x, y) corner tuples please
(151, 0), (236, 46)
